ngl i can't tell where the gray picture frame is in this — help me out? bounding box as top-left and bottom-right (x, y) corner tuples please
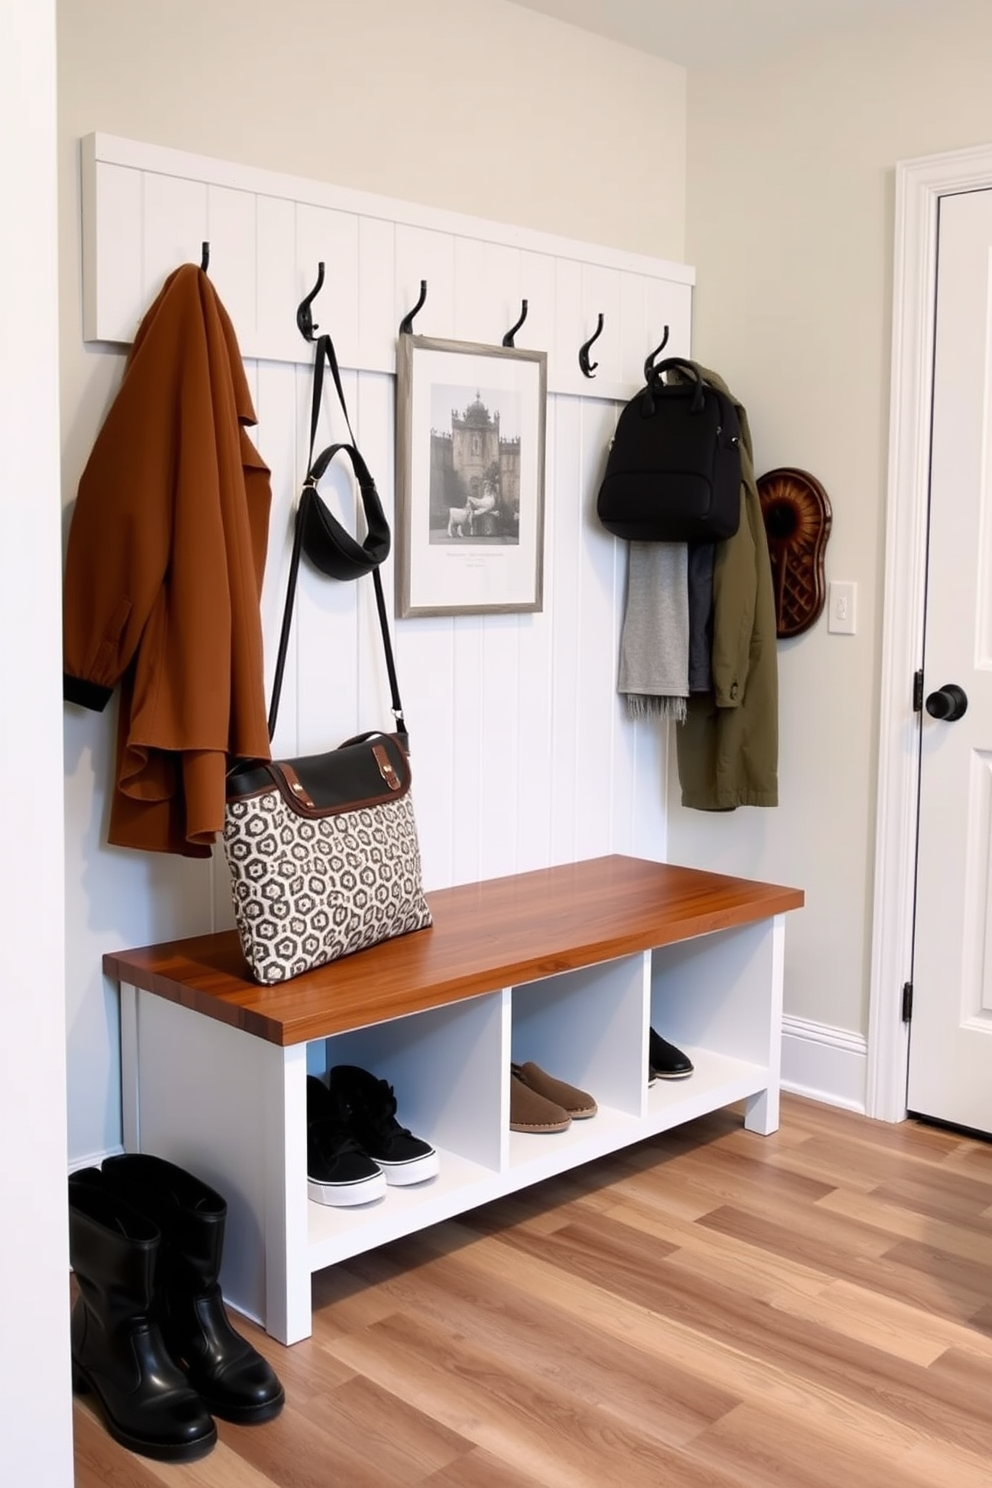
(395, 334), (547, 618)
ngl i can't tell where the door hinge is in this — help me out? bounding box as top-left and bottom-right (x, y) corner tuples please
(902, 981), (914, 1022)
(912, 670), (924, 712)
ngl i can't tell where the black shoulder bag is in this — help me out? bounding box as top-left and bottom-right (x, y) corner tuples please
(223, 334), (432, 986)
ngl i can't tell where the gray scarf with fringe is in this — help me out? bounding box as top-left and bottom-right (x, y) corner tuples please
(618, 541), (689, 722)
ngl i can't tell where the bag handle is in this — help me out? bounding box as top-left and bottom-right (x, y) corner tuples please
(267, 336), (406, 748)
(642, 356), (706, 416)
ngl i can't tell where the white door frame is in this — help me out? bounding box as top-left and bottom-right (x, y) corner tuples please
(868, 141), (992, 1122)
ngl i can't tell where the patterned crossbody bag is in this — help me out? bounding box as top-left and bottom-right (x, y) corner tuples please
(222, 334), (432, 985)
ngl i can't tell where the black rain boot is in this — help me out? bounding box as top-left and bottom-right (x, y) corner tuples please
(68, 1171), (217, 1462)
(100, 1154), (285, 1424)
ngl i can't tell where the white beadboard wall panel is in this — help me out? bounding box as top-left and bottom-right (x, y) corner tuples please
(81, 160), (142, 342)
(255, 195), (298, 360)
(480, 615), (523, 882)
(514, 614), (556, 871)
(256, 359), (303, 760)
(548, 395), (584, 869)
(141, 172), (208, 317)
(451, 618), (486, 888)
(454, 236), (495, 344)
(575, 397), (626, 861)
(399, 616), (457, 889)
(631, 715), (669, 861)
(296, 204), (360, 369)
(515, 395), (557, 875)
(78, 133), (687, 926)
(357, 216), (397, 371)
(486, 241), (526, 348)
(296, 547), (359, 755)
(579, 264), (622, 387)
(206, 184), (258, 344)
(608, 694), (640, 859)
(395, 225), (457, 343)
(517, 251), (557, 365)
(619, 272), (651, 389)
(554, 257), (585, 391)
(352, 374), (404, 748)
(644, 272), (692, 373)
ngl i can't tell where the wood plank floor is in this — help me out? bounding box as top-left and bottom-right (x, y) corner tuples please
(72, 1095), (992, 1487)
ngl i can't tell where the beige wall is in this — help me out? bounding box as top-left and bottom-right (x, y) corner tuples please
(56, 0), (685, 258)
(56, 0), (686, 1161)
(676, 1), (992, 1045)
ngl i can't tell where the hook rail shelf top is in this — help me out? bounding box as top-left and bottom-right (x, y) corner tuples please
(80, 132), (693, 402)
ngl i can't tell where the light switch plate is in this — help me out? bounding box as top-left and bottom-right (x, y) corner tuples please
(828, 580), (857, 635)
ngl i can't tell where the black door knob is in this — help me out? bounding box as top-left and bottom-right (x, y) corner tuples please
(925, 683), (968, 721)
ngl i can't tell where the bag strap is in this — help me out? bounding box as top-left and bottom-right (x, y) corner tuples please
(308, 333), (356, 460)
(266, 521), (405, 746)
(267, 336), (406, 748)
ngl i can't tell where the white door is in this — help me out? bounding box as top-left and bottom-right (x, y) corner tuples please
(908, 187), (992, 1133)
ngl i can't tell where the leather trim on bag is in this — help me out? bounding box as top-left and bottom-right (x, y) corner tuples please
(226, 734), (412, 818)
(372, 742), (401, 790)
(279, 762), (316, 809)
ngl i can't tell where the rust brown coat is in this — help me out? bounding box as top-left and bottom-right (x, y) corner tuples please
(63, 265), (272, 857)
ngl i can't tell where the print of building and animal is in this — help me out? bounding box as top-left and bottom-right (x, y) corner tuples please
(430, 393), (521, 542)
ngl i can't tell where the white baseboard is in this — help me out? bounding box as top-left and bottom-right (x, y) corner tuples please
(781, 1015), (868, 1114)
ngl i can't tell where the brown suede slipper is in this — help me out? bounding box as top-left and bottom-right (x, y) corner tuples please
(509, 1070), (571, 1133)
(512, 1061), (598, 1119)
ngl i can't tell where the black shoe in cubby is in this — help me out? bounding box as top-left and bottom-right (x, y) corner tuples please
(648, 1028), (694, 1082)
(306, 1076), (386, 1207)
(328, 1065), (440, 1186)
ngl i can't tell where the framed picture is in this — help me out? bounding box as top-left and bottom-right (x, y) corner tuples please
(395, 334), (547, 617)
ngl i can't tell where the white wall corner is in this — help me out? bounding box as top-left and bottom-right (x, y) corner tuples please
(0, 3), (72, 1484)
(782, 1015), (868, 1114)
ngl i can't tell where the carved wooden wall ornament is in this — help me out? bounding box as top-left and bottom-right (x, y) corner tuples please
(757, 467), (832, 638)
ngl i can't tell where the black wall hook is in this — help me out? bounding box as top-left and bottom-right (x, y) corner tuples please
(399, 280), (427, 335)
(200, 241), (210, 273)
(643, 327), (671, 381)
(296, 262), (325, 343)
(502, 299), (529, 348)
(578, 313), (604, 378)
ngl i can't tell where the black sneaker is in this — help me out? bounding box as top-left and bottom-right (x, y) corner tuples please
(648, 1028), (694, 1083)
(306, 1076), (386, 1207)
(328, 1066), (440, 1186)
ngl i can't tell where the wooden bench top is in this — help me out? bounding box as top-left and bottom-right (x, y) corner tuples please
(104, 855), (803, 1048)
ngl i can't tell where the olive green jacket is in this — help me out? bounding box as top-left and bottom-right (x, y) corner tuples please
(675, 366), (778, 809)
